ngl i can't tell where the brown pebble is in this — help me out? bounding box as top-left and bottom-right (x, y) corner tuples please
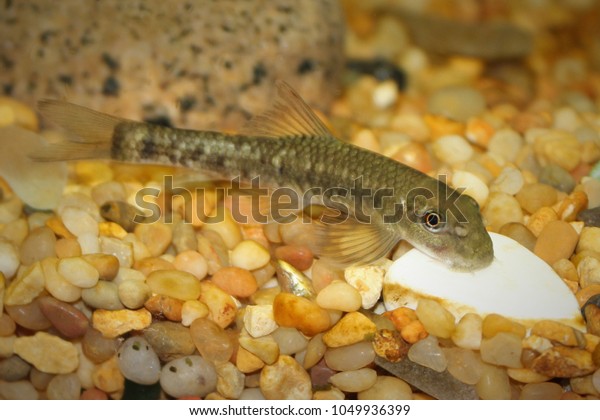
(372, 329), (410, 362)
(498, 222), (536, 251)
(19, 226), (57, 265)
(531, 346), (595, 378)
(516, 183), (558, 214)
(143, 321), (196, 362)
(83, 254), (120, 281)
(144, 294), (183, 322)
(38, 295), (89, 338)
(100, 201), (140, 232)
(534, 221), (578, 265)
(583, 303), (600, 336)
(82, 328), (120, 364)
(274, 245), (314, 271)
(133, 257), (175, 276)
(5, 298), (51, 331)
(81, 387), (108, 400)
(211, 266), (258, 298)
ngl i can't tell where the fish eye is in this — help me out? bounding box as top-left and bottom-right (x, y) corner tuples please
(422, 211), (443, 231)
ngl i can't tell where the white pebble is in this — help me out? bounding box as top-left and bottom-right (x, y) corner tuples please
(58, 257), (99, 288)
(316, 280), (362, 312)
(0, 238), (19, 278)
(117, 337), (161, 385)
(77, 233), (100, 254)
(61, 207), (99, 237)
(344, 265), (384, 309)
(118, 279), (150, 309)
(433, 135), (474, 165)
(329, 368), (377, 393)
(451, 171), (489, 208)
(372, 80), (398, 109)
(408, 335), (447, 372)
(271, 327), (308, 355)
(42, 258), (81, 303)
(81, 280), (124, 310)
(181, 300), (209, 327)
(160, 355), (217, 398)
(230, 240), (270, 271)
(244, 305), (278, 338)
(488, 129), (523, 162)
(490, 167), (524, 195)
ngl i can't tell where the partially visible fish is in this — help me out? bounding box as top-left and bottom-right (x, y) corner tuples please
(32, 81), (493, 271)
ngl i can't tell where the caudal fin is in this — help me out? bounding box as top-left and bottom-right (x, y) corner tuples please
(32, 100), (123, 161)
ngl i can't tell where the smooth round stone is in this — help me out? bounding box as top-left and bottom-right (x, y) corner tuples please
(273, 245), (314, 271)
(432, 134), (474, 166)
(61, 207), (99, 237)
(146, 269), (201, 301)
(490, 167), (524, 196)
(576, 227), (600, 253)
(534, 130), (581, 171)
(0, 195), (22, 224)
(303, 333), (326, 370)
(357, 375), (413, 400)
(230, 240), (270, 271)
(134, 222), (172, 257)
(534, 221), (578, 265)
(211, 266), (258, 298)
(38, 295), (89, 338)
(46, 373), (81, 400)
(190, 318), (234, 364)
(55, 238), (82, 258)
(407, 335), (447, 373)
(260, 355), (312, 399)
(444, 347), (483, 385)
(160, 355), (217, 398)
(117, 336), (161, 385)
(416, 298), (455, 339)
(0, 355), (31, 381)
(5, 299), (51, 330)
(203, 210), (242, 249)
(118, 279), (151, 309)
(316, 280), (362, 312)
(451, 170), (489, 207)
(480, 332), (523, 368)
(58, 257), (100, 288)
(539, 164), (576, 193)
(0, 238), (20, 279)
(30, 367), (54, 391)
(498, 223), (536, 252)
(271, 327), (308, 355)
(91, 181), (126, 206)
(520, 382), (564, 400)
(476, 363), (511, 400)
(19, 226), (56, 266)
(173, 250), (208, 280)
(91, 355), (124, 394)
(488, 128), (523, 162)
(482, 192), (524, 231)
(0, 379), (39, 399)
(82, 328), (120, 364)
(82, 280), (124, 310)
(516, 183), (558, 214)
(329, 368), (377, 393)
(143, 321), (195, 362)
(428, 86), (486, 122)
(324, 341), (375, 371)
(344, 265), (384, 309)
(273, 293), (330, 337)
(42, 257), (82, 303)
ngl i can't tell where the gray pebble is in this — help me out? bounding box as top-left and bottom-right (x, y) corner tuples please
(578, 207), (600, 227)
(160, 355), (217, 398)
(117, 336), (161, 385)
(539, 164), (576, 193)
(0, 355), (31, 382)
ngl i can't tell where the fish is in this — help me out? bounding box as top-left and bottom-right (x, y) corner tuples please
(32, 81), (493, 271)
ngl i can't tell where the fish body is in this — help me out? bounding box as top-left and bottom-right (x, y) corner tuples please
(35, 81), (493, 271)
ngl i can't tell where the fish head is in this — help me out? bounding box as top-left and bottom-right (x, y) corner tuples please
(401, 182), (493, 271)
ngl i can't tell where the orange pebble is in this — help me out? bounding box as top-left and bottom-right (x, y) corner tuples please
(385, 307), (417, 331)
(400, 320), (428, 344)
(211, 266), (258, 298)
(274, 245), (314, 271)
(144, 294), (183, 321)
(81, 388), (109, 400)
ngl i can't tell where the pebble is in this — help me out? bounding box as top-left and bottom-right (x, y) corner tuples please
(238, 334), (279, 365)
(61, 207), (99, 237)
(483, 192), (524, 231)
(451, 313), (483, 350)
(144, 294), (183, 321)
(77, 233), (100, 254)
(134, 256), (174, 276)
(531, 320), (579, 346)
(181, 300), (209, 327)
(482, 314), (526, 339)
(373, 329), (410, 362)
(444, 347), (483, 385)
(416, 298), (455, 339)
(0, 379), (39, 400)
(539, 164), (576, 193)
(480, 332), (523, 368)
(451, 170), (489, 207)
(58, 256), (100, 288)
(42, 257), (82, 303)
(82, 280), (124, 310)
(92, 308), (152, 338)
(211, 266), (258, 298)
(92, 355), (124, 393)
(230, 240), (271, 271)
(0, 335), (16, 358)
(3, 261), (44, 306)
(577, 257), (600, 288)
(488, 129), (523, 162)
(236, 346), (266, 373)
(533, 130), (581, 171)
(198, 281), (237, 328)
(273, 293), (330, 337)
(344, 265), (384, 309)
(534, 221), (579, 265)
(519, 382), (564, 400)
(428, 86), (486, 122)
(134, 222), (172, 257)
(260, 355), (312, 400)
(0, 355), (31, 381)
(118, 279), (151, 309)
(190, 317), (235, 364)
(583, 300), (600, 336)
(273, 245), (314, 271)
(329, 368), (378, 393)
(38, 295), (89, 338)
(19, 226), (56, 266)
(30, 367), (54, 391)
(558, 191), (588, 222)
(203, 209), (242, 249)
(531, 346), (595, 377)
(407, 335), (447, 372)
(498, 223), (536, 251)
(146, 269), (202, 301)
(392, 141), (433, 174)
(80, 388), (108, 400)
(507, 367), (551, 384)
(216, 362), (245, 399)
(358, 375), (413, 400)
(160, 355), (217, 398)
(55, 238), (82, 258)
(252, 262), (277, 288)
(476, 363), (511, 400)
(576, 227), (600, 253)
(14, 332), (78, 374)
(244, 305), (278, 338)
(143, 321), (195, 362)
(490, 167), (524, 196)
(1, 218), (28, 247)
(322, 312), (376, 348)
(82, 328), (120, 364)
(46, 373), (81, 400)
(324, 341), (375, 371)
(316, 280), (362, 312)
(432, 134), (474, 166)
(5, 299), (51, 331)
(76, 343), (95, 390)
(516, 183), (559, 214)
(173, 250), (208, 280)
(0, 313), (16, 337)
(99, 236), (134, 268)
(526, 207), (559, 237)
(272, 327), (308, 356)
(570, 374), (599, 396)
(117, 336), (161, 385)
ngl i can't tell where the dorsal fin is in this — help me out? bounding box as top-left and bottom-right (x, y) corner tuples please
(241, 80), (334, 139)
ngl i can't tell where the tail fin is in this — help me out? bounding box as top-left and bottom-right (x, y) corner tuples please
(32, 100), (123, 161)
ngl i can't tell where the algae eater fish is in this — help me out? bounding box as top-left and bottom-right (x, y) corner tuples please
(33, 81), (493, 271)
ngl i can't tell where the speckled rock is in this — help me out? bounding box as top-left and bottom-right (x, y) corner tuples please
(160, 355), (217, 398)
(117, 336), (161, 385)
(1, 0), (344, 130)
